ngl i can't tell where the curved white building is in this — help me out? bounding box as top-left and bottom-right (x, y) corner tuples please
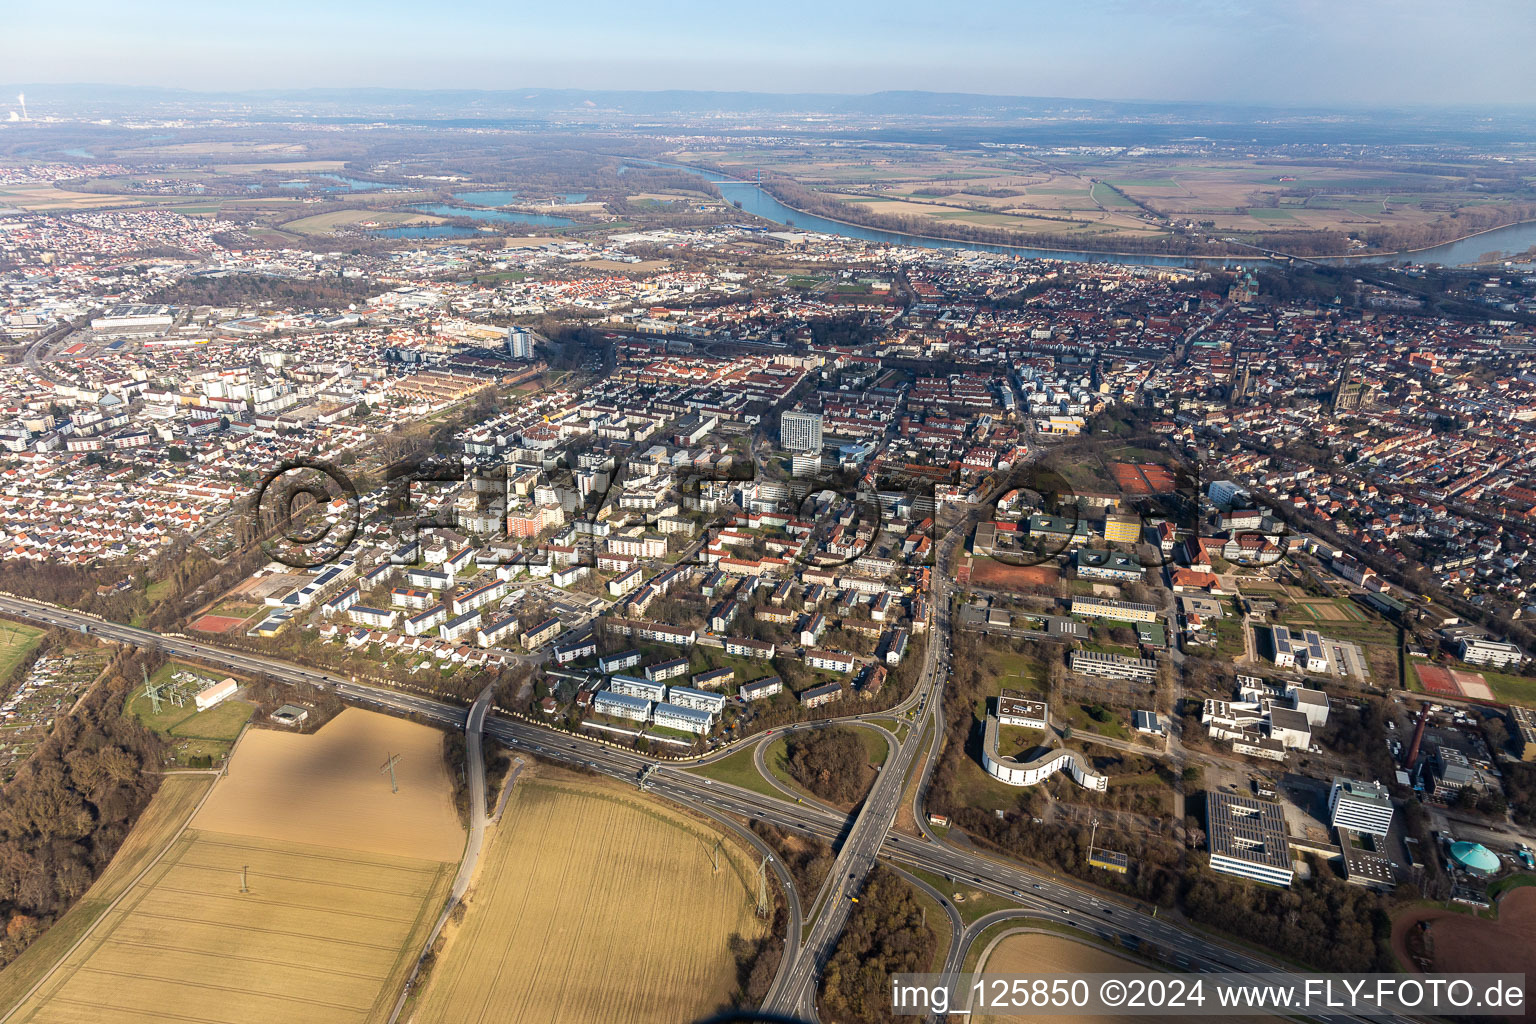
(982, 713), (1107, 792)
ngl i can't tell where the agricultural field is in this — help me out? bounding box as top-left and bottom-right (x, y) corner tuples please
(6, 708), (461, 1024)
(975, 932), (1147, 1024)
(673, 143), (1536, 255)
(412, 768), (768, 1024)
(0, 184), (137, 211)
(280, 208), (443, 235)
(0, 775), (214, 1016)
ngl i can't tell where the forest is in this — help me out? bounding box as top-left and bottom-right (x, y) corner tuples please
(147, 272), (387, 311)
(1180, 861), (1396, 972)
(782, 727), (875, 805)
(0, 648), (165, 969)
(818, 866), (938, 1024)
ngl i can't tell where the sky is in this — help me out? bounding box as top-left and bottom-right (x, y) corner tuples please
(5, 0), (1535, 108)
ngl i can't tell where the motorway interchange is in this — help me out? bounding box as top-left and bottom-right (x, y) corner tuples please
(0, 591), (1410, 1024)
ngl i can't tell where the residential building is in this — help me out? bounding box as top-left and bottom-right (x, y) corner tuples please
(610, 674), (666, 701)
(740, 676), (783, 701)
(799, 681), (844, 708)
(520, 616), (561, 649)
(652, 702), (714, 734)
(780, 410), (823, 452)
(593, 691), (651, 722)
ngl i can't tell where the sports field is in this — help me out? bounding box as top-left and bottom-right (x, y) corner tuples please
(7, 709), (461, 1024)
(969, 558), (1059, 591)
(189, 613), (248, 634)
(412, 769), (768, 1024)
(1413, 664), (1495, 701)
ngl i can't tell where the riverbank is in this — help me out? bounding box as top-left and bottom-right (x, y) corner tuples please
(700, 157), (1536, 267)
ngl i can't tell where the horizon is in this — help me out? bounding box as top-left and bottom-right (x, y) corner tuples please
(7, 82), (1536, 115)
(4, 0), (1534, 109)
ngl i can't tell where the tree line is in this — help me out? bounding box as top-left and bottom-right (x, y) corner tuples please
(783, 727), (875, 805)
(0, 649), (165, 969)
(818, 866), (938, 1024)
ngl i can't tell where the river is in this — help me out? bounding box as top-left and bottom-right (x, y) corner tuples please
(648, 160), (1536, 269)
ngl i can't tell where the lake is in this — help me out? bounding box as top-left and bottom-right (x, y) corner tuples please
(270, 174), (388, 193)
(451, 190), (522, 207)
(410, 203), (573, 227)
(377, 224), (482, 239)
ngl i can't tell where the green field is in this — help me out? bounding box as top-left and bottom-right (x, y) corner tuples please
(685, 744), (782, 800)
(1479, 670), (1536, 705)
(124, 662), (253, 763)
(0, 622), (45, 682)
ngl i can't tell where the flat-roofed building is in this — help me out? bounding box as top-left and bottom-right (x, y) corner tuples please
(1102, 513), (1141, 544)
(981, 713), (1107, 792)
(1071, 649), (1158, 683)
(1075, 548), (1144, 581)
(1206, 790), (1294, 887)
(1268, 707), (1312, 750)
(1460, 636), (1523, 669)
(1071, 596), (1158, 623)
(1329, 777), (1394, 836)
(1337, 827), (1397, 890)
(996, 691), (1048, 730)
(780, 410), (823, 452)
(1511, 705), (1536, 763)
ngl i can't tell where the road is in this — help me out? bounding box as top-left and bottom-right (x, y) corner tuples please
(387, 682), (495, 1024)
(761, 611), (947, 1019)
(0, 593), (1411, 1024)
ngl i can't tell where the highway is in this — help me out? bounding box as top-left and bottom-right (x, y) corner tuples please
(0, 592), (1411, 1024)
